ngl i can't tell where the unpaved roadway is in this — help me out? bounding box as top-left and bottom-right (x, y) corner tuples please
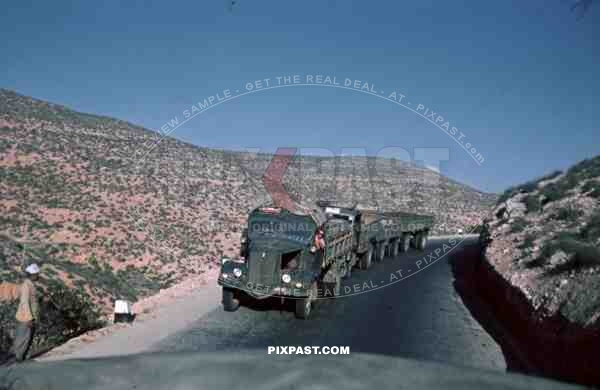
(42, 236), (505, 372)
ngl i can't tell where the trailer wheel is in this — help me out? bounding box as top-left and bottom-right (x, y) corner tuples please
(377, 243), (386, 262)
(342, 260), (352, 279)
(400, 234), (411, 253)
(322, 271), (341, 297)
(392, 241), (399, 257)
(359, 246), (373, 270)
(222, 288), (240, 312)
(416, 232), (428, 250)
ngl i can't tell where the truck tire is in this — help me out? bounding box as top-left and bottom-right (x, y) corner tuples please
(392, 240), (399, 257)
(325, 274), (341, 297)
(359, 246), (373, 270)
(295, 282), (317, 319)
(416, 232), (428, 250)
(376, 243), (386, 262)
(295, 298), (312, 319)
(322, 270), (341, 297)
(345, 266), (352, 279)
(342, 259), (352, 279)
(400, 234), (411, 253)
(222, 288), (240, 312)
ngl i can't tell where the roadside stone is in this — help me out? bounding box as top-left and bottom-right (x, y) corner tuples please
(506, 197), (527, 219)
(549, 250), (570, 266)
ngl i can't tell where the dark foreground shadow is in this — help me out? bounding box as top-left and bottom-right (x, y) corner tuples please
(449, 244), (534, 375)
(450, 243), (600, 387)
(0, 350), (579, 390)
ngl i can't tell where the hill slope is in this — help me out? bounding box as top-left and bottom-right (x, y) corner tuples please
(482, 156), (600, 326)
(0, 88), (495, 315)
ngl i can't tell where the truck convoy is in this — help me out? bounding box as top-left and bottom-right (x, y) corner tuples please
(218, 202), (434, 319)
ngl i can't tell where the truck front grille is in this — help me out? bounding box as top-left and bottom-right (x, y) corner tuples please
(248, 250), (280, 288)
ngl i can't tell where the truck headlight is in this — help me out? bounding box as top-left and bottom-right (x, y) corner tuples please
(233, 268), (242, 278)
(282, 274), (291, 284)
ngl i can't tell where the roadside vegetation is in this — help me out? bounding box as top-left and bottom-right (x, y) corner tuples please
(528, 211), (600, 273)
(0, 236), (105, 358)
(483, 156), (600, 327)
(496, 170), (562, 205)
(0, 278), (104, 360)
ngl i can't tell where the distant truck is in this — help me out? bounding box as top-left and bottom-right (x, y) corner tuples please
(218, 202), (434, 319)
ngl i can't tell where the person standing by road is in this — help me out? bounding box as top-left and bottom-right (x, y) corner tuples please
(0, 263), (41, 363)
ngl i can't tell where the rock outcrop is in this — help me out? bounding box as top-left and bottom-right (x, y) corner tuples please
(482, 158), (600, 325)
(465, 157), (600, 385)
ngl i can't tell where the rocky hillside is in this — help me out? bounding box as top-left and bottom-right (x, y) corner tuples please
(242, 152), (495, 234)
(482, 156), (600, 326)
(0, 88), (495, 317)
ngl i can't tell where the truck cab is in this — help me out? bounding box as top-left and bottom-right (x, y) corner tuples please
(218, 205), (325, 318)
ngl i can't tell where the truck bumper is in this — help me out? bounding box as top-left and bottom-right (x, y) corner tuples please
(218, 277), (311, 299)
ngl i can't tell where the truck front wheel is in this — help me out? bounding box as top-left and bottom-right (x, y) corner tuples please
(295, 297), (312, 319)
(222, 288), (240, 312)
(295, 282), (317, 319)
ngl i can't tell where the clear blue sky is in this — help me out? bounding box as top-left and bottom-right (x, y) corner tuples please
(2, 0), (598, 193)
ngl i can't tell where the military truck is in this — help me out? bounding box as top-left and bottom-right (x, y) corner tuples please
(218, 202), (434, 319)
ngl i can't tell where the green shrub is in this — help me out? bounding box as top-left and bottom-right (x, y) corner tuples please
(518, 234), (537, 251)
(540, 158), (600, 204)
(496, 170), (563, 205)
(466, 224), (486, 234)
(553, 206), (583, 222)
(0, 281), (104, 359)
(525, 241), (558, 268)
(545, 238), (600, 275)
(524, 195), (542, 213)
(568, 156), (600, 181)
(42, 283), (104, 340)
(88, 255), (99, 269)
(537, 170), (564, 183)
(580, 211), (600, 244)
(541, 182), (571, 204)
(510, 217), (528, 233)
(582, 180), (600, 199)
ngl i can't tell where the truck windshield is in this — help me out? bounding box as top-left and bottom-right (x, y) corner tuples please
(248, 212), (316, 245)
